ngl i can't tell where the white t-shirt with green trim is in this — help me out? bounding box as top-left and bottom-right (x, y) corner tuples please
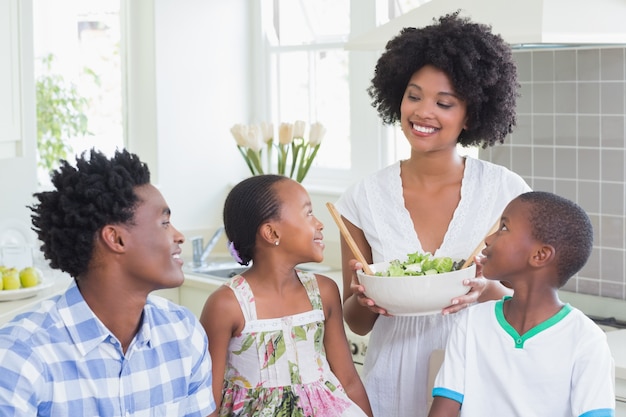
(433, 297), (615, 417)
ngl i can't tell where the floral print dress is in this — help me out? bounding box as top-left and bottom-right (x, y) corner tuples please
(219, 271), (367, 417)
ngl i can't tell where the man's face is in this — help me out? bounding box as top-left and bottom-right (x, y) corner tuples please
(119, 184), (185, 291)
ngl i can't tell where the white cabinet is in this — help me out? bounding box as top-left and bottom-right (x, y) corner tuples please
(607, 330), (626, 416)
(0, 0), (22, 157)
(0, 0), (36, 224)
(152, 275), (223, 318)
(152, 287), (180, 304)
(617, 379), (626, 417)
(179, 277), (221, 319)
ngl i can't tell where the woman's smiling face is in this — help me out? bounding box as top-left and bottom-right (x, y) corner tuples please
(400, 65), (468, 154)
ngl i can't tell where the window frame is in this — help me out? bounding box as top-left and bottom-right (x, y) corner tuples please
(251, 0), (392, 190)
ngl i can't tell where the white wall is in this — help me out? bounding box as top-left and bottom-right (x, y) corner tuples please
(130, 0), (345, 266)
(0, 0), (38, 243)
(4, 1), (344, 267)
(134, 0), (251, 235)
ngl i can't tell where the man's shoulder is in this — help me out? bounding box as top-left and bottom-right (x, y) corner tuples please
(145, 295), (208, 352)
(145, 294), (198, 326)
(0, 296), (62, 345)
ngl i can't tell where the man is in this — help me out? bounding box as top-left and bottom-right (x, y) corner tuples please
(0, 149), (216, 416)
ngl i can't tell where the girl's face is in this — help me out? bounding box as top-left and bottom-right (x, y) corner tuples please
(480, 199), (538, 282)
(273, 180), (325, 264)
(400, 65), (468, 154)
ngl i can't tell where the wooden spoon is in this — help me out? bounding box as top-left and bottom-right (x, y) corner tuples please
(460, 218), (500, 269)
(326, 202), (375, 275)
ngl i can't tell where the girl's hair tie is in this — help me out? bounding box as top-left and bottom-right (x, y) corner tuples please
(228, 241), (244, 264)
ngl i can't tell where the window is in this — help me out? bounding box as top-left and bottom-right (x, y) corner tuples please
(33, 0), (123, 184)
(259, 0), (470, 189)
(261, 0), (351, 175)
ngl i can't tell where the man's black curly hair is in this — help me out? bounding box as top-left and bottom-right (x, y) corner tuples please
(368, 11), (518, 148)
(517, 191), (593, 287)
(30, 149), (150, 279)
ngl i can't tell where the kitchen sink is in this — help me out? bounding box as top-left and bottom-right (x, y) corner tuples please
(185, 259), (331, 280)
(193, 265), (249, 279)
(185, 259), (248, 280)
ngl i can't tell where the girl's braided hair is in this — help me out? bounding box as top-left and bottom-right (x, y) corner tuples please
(223, 174), (288, 265)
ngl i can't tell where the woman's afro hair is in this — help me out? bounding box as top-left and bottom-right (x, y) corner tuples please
(368, 11), (519, 148)
(30, 149), (150, 279)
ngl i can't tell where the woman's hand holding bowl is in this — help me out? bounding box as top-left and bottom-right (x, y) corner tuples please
(350, 260), (391, 316)
(441, 255), (488, 315)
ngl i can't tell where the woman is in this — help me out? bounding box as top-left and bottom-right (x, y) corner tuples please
(335, 12), (531, 417)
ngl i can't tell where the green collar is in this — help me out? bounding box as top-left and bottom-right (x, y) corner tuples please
(495, 296), (572, 348)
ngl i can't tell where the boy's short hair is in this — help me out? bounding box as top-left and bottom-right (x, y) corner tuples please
(30, 149), (150, 279)
(518, 191), (593, 286)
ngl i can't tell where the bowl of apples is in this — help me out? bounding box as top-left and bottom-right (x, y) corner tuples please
(0, 265), (50, 301)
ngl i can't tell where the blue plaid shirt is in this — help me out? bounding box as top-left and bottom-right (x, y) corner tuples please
(0, 281), (215, 417)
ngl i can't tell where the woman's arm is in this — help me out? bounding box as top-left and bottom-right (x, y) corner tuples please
(199, 286), (242, 411)
(318, 275), (373, 417)
(340, 217), (389, 335)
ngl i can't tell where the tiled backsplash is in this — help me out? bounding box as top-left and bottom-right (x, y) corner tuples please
(480, 47), (626, 300)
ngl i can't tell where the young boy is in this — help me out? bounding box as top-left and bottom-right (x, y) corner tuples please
(0, 149), (216, 416)
(428, 191), (615, 417)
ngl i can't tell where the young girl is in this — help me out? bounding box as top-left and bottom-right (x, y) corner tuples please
(200, 175), (373, 416)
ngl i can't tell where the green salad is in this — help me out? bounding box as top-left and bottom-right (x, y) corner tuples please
(376, 252), (465, 277)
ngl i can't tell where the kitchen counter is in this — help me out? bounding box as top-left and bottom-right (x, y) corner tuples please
(0, 271), (72, 325)
(178, 272), (626, 410)
(0, 270), (625, 410)
(0, 271), (226, 326)
(609, 330), (626, 380)
(608, 330), (626, 405)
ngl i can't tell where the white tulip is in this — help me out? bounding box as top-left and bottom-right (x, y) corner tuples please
(246, 124), (264, 152)
(293, 120), (306, 139)
(230, 124), (248, 147)
(260, 122), (274, 144)
(278, 123), (294, 145)
(308, 122), (326, 146)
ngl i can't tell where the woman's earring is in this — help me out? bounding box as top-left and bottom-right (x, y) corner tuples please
(274, 240), (279, 246)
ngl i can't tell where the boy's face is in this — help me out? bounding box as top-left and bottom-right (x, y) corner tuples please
(119, 184), (185, 290)
(480, 198), (539, 281)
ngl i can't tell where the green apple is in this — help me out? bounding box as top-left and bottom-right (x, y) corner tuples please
(2, 268), (20, 290)
(19, 267), (41, 288)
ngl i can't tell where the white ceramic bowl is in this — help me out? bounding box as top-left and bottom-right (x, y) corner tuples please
(356, 261), (476, 316)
